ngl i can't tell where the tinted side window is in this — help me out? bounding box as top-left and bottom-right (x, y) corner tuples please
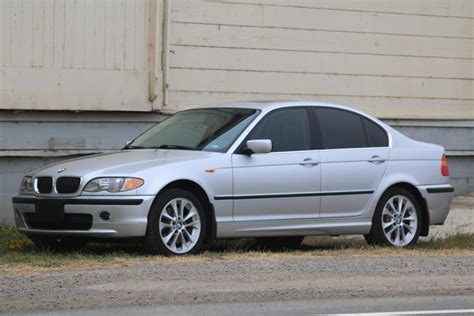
(362, 118), (388, 147)
(248, 108), (311, 152)
(316, 108), (367, 149)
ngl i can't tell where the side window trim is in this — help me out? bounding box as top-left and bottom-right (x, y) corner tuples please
(307, 106), (324, 150)
(309, 107), (324, 150)
(233, 106), (314, 154)
(360, 116), (371, 147)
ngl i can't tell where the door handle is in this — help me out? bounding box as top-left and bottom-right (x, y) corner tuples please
(299, 158), (320, 166)
(368, 155), (386, 164)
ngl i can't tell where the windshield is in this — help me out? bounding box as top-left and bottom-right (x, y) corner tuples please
(126, 108), (260, 153)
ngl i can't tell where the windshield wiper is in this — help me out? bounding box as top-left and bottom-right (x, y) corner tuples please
(155, 144), (197, 150)
(123, 145), (145, 150)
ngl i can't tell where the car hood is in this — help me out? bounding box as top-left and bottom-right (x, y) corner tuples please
(33, 150), (220, 177)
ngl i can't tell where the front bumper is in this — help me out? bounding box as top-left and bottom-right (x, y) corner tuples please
(417, 184), (455, 225)
(12, 195), (155, 238)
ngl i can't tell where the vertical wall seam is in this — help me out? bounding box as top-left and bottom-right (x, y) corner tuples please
(161, 0), (170, 106)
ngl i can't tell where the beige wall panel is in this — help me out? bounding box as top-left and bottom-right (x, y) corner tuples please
(20, 0), (33, 66)
(222, 0), (473, 18)
(168, 0), (473, 120)
(93, 0), (106, 69)
(170, 22), (473, 59)
(43, 0), (55, 67)
(32, 0), (44, 67)
(170, 46), (473, 79)
(9, 0), (22, 65)
(124, 0), (136, 70)
(114, 0), (126, 69)
(1, 0), (151, 111)
(0, 67), (151, 111)
(172, 0), (473, 38)
(53, 0), (66, 68)
(167, 91), (474, 120)
(0, 0), (12, 65)
(84, 0), (96, 69)
(134, 0), (147, 70)
(168, 69), (473, 100)
(73, 0), (86, 68)
(63, 0), (75, 68)
(104, 0), (116, 69)
(1, 0), (149, 70)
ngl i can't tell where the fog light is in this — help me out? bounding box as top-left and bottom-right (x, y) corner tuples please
(99, 211), (111, 221)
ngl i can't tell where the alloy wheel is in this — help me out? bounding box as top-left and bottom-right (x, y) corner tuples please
(159, 197), (201, 254)
(381, 195), (418, 247)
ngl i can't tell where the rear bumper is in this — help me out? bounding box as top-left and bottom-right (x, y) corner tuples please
(12, 195), (155, 238)
(417, 184), (455, 225)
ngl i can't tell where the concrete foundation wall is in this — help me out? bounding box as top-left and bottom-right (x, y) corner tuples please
(0, 112), (472, 225)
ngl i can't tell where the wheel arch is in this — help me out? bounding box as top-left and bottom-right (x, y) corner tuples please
(380, 182), (430, 237)
(155, 179), (217, 244)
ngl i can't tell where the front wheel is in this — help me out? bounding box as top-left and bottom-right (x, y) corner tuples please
(144, 189), (206, 255)
(365, 188), (422, 247)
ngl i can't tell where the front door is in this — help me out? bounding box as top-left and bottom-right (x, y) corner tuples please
(231, 107), (321, 222)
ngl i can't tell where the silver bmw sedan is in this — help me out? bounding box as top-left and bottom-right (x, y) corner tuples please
(12, 101), (454, 255)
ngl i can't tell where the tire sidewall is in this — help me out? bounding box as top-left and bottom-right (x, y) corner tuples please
(145, 188), (207, 255)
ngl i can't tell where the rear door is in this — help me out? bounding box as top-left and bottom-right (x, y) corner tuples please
(313, 107), (389, 218)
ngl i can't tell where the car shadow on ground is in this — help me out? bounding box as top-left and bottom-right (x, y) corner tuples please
(35, 236), (371, 256)
(10, 233), (473, 258)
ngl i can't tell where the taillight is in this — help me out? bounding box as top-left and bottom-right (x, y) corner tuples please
(441, 153), (449, 176)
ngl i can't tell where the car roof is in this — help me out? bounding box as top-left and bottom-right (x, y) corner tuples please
(191, 100), (370, 117)
(191, 100), (394, 135)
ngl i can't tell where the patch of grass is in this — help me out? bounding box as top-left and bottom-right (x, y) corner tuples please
(0, 225), (473, 274)
(0, 226), (34, 253)
(418, 233), (474, 250)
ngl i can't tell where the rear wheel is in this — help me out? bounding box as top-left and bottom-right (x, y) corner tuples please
(144, 188), (206, 255)
(30, 236), (87, 252)
(365, 188), (421, 247)
(256, 236), (304, 250)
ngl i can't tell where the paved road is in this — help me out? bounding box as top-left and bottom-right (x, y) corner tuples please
(13, 295), (474, 315)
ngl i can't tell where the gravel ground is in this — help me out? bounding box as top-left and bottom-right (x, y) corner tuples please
(1, 254), (473, 313)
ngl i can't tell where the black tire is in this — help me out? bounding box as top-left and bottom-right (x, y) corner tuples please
(143, 188), (207, 255)
(365, 187), (422, 247)
(30, 236), (87, 252)
(256, 236), (304, 250)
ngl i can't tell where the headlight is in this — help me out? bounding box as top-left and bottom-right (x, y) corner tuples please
(83, 177), (144, 193)
(20, 176), (34, 194)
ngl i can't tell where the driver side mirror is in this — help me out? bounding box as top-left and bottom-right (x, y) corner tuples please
(242, 139), (272, 155)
